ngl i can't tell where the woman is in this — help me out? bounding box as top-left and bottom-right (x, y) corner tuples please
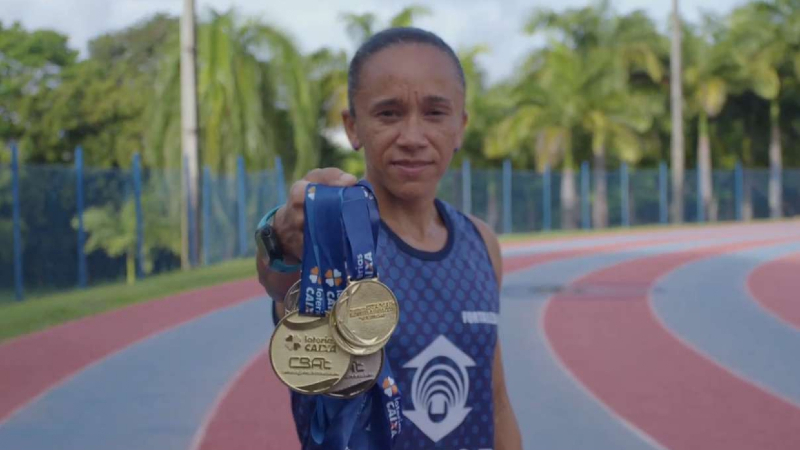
(257, 27), (522, 450)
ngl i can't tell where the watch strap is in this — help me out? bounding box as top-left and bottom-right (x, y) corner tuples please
(256, 205), (302, 273)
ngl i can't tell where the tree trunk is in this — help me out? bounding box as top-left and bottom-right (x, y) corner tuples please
(670, 0), (685, 224)
(181, 0), (201, 268)
(743, 136), (753, 221)
(126, 252), (136, 285)
(592, 139), (608, 228)
(698, 113), (714, 221)
(561, 167), (578, 230)
(769, 100), (783, 219)
(487, 178), (499, 232)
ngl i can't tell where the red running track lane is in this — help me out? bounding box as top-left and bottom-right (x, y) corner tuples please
(544, 238), (800, 450)
(0, 278), (263, 424)
(194, 236), (696, 450)
(194, 350), (300, 450)
(747, 251), (800, 330)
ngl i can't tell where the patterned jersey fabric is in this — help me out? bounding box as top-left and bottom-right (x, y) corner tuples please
(276, 199), (500, 450)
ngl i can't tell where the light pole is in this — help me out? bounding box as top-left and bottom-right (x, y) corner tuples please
(181, 0), (201, 267)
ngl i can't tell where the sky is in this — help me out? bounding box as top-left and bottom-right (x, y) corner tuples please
(4, 0), (747, 84)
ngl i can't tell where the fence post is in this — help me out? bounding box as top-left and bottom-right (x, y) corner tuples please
(11, 143), (23, 300)
(621, 162), (630, 227)
(543, 165), (552, 231)
(696, 165), (704, 223)
(75, 147), (87, 288)
(132, 153), (144, 279)
(734, 161), (743, 222)
(202, 166), (212, 265)
(462, 159), (472, 215)
(275, 157), (287, 204)
(502, 159), (512, 234)
(237, 156), (247, 257)
(659, 161), (668, 224)
(581, 161), (590, 229)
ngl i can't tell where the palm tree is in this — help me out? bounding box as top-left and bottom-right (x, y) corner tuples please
(340, 5), (432, 46)
(727, 0), (800, 218)
(684, 23), (734, 221)
(484, 44), (584, 229)
(147, 9), (337, 183)
(147, 10), (280, 174)
(251, 24), (325, 180)
(517, 1), (664, 228)
(74, 185), (182, 284)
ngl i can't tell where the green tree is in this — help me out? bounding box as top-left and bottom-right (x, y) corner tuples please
(683, 20), (737, 221)
(485, 44), (583, 228)
(73, 185), (181, 285)
(340, 5), (432, 46)
(146, 11), (281, 174)
(727, 0), (800, 218)
(494, 1), (665, 228)
(0, 21), (77, 162)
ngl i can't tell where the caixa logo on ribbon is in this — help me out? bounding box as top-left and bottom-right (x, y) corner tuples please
(304, 266), (344, 313)
(381, 376), (402, 437)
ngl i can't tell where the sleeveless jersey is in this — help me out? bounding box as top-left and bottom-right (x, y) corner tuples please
(282, 199), (500, 450)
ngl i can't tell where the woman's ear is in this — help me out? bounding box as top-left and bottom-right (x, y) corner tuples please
(341, 108), (361, 151)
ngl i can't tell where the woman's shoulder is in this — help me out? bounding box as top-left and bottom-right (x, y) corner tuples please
(436, 199), (502, 284)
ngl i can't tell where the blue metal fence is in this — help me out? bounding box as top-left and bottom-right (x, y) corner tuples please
(2, 149), (799, 301)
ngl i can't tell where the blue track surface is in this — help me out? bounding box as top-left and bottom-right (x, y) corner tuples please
(651, 241), (800, 407)
(0, 297), (272, 450)
(3, 222), (800, 450)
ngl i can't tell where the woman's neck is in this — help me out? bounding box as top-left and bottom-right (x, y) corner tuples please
(369, 180), (446, 250)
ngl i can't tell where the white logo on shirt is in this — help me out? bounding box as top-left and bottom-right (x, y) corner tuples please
(403, 335), (475, 443)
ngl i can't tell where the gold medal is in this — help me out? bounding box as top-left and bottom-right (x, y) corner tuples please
(325, 349), (384, 399)
(283, 281), (300, 316)
(329, 311), (386, 356)
(269, 311), (351, 394)
(333, 278), (399, 350)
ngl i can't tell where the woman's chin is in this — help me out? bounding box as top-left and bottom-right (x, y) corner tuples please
(385, 179), (438, 202)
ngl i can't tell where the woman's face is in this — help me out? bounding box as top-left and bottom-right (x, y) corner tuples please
(343, 43), (468, 202)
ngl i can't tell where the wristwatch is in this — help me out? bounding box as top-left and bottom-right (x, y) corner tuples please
(255, 206), (302, 273)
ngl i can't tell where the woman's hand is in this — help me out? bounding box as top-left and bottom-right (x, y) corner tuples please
(272, 168), (358, 264)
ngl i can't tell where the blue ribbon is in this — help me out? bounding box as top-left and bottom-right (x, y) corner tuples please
(339, 182), (404, 449)
(341, 181), (380, 280)
(299, 184), (348, 316)
(299, 181), (403, 449)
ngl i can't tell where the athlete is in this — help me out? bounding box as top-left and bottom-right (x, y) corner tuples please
(257, 27), (522, 450)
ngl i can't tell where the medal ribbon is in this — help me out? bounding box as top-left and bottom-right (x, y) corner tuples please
(299, 184), (348, 316)
(340, 181), (380, 281)
(339, 181), (404, 449)
(298, 181), (404, 448)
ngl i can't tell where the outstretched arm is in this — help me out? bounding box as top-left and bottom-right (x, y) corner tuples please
(468, 216), (523, 450)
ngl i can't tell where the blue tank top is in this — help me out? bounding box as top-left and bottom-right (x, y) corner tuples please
(282, 199), (500, 450)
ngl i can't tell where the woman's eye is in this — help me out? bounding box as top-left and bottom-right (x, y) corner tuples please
(427, 110), (446, 116)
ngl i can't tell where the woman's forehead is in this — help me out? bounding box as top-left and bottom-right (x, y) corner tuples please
(357, 44), (464, 98)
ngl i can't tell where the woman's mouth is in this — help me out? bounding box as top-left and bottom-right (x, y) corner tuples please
(390, 160), (434, 177)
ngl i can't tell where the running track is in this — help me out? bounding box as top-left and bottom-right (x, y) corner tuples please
(1, 221), (800, 450)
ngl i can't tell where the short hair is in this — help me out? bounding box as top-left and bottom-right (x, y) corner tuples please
(347, 27), (466, 116)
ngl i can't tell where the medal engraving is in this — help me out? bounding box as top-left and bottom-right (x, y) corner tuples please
(334, 279), (399, 349)
(270, 312), (351, 394)
(326, 349), (384, 399)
